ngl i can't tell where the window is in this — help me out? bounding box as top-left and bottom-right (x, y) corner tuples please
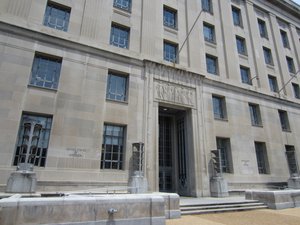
(110, 24), (130, 49)
(113, 0), (131, 11)
(101, 124), (125, 170)
(202, 0), (213, 13)
(258, 19), (268, 38)
(249, 103), (262, 126)
(43, 1), (70, 31)
(163, 6), (177, 29)
(268, 75), (278, 92)
(203, 23), (215, 43)
(292, 83), (300, 99)
(240, 66), (251, 85)
(263, 47), (273, 65)
(286, 57), (296, 73)
(285, 145), (299, 176)
(216, 137), (233, 173)
(206, 54), (218, 75)
(13, 113), (52, 167)
(236, 36), (247, 55)
(164, 41), (178, 63)
(232, 6), (242, 27)
(280, 30), (290, 48)
(106, 72), (128, 102)
(212, 95), (226, 120)
(255, 142), (270, 174)
(29, 53), (62, 90)
(278, 110), (290, 132)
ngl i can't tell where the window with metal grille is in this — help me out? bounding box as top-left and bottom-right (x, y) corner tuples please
(113, 0), (131, 11)
(29, 53), (62, 90)
(163, 6), (177, 29)
(106, 72), (128, 102)
(101, 124), (125, 170)
(255, 142), (269, 174)
(110, 24), (130, 49)
(43, 1), (70, 31)
(13, 114), (52, 167)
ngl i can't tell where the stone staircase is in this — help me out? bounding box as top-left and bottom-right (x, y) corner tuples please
(180, 199), (268, 215)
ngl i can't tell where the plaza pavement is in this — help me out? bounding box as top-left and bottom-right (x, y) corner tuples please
(166, 208), (300, 225)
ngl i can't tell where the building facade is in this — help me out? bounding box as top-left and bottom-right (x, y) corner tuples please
(0, 0), (299, 196)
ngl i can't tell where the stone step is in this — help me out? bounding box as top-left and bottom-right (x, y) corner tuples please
(181, 202), (266, 211)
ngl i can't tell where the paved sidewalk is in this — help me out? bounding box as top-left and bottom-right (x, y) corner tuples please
(166, 208), (300, 225)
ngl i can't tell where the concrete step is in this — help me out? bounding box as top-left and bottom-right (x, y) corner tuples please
(180, 200), (268, 215)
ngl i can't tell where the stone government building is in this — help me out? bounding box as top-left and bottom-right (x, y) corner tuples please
(0, 0), (299, 197)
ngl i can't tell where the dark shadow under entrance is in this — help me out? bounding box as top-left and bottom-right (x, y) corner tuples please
(159, 106), (190, 196)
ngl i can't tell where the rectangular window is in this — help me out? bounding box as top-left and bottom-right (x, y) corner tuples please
(113, 0), (131, 11)
(163, 6), (177, 29)
(268, 75), (278, 92)
(240, 66), (251, 85)
(236, 36), (247, 55)
(280, 30), (290, 48)
(206, 54), (218, 75)
(212, 95), (226, 120)
(258, 19), (268, 38)
(106, 72), (128, 102)
(255, 142), (270, 174)
(285, 145), (299, 176)
(286, 57), (296, 73)
(203, 23), (215, 43)
(292, 83), (300, 99)
(278, 110), (290, 132)
(263, 47), (273, 65)
(110, 24), (130, 49)
(29, 53), (62, 90)
(13, 113), (53, 167)
(43, 1), (71, 31)
(216, 137), (233, 173)
(101, 124), (125, 170)
(249, 103), (262, 126)
(202, 0), (213, 13)
(164, 41), (178, 63)
(232, 6), (242, 27)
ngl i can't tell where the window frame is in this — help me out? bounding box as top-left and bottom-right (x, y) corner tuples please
(203, 22), (216, 43)
(278, 110), (291, 132)
(106, 71), (128, 102)
(110, 23), (130, 49)
(249, 103), (262, 127)
(163, 5), (177, 29)
(212, 95), (227, 120)
(163, 41), (178, 63)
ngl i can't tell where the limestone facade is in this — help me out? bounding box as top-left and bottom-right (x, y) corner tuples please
(0, 0), (299, 196)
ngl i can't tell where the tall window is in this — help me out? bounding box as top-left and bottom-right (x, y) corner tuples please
(106, 72), (128, 102)
(216, 137), (233, 173)
(110, 24), (130, 49)
(268, 75), (278, 92)
(236, 36), (247, 55)
(255, 142), (270, 174)
(258, 19), (268, 38)
(212, 95), (226, 120)
(101, 124), (125, 170)
(285, 145), (299, 176)
(292, 83), (300, 99)
(164, 41), (178, 63)
(206, 54), (218, 75)
(13, 113), (53, 167)
(202, 0), (213, 13)
(232, 6), (242, 27)
(280, 30), (290, 48)
(203, 23), (215, 43)
(163, 6), (177, 29)
(249, 103), (262, 126)
(43, 1), (70, 31)
(278, 110), (290, 132)
(113, 0), (131, 11)
(240, 66), (251, 85)
(263, 47), (273, 65)
(29, 53), (62, 90)
(286, 57), (296, 73)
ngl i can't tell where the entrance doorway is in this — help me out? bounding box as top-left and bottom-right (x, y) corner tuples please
(158, 106), (189, 195)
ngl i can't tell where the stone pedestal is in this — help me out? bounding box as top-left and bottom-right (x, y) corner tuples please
(129, 171), (148, 194)
(210, 176), (229, 197)
(6, 164), (37, 193)
(288, 176), (300, 189)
